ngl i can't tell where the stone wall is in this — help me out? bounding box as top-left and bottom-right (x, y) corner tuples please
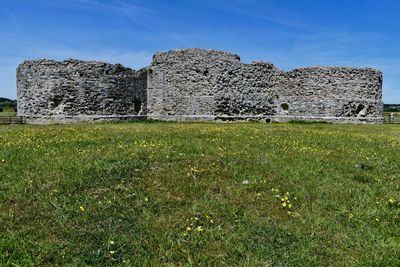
(147, 49), (383, 123)
(17, 48), (384, 124)
(275, 67), (383, 122)
(17, 59), (147, 123)
(147, 49), (243, 120)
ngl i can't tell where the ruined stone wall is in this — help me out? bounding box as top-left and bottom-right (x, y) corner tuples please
(277, 67), (383, 122)
(147, 49), (243, 120)
(146, 49), (383, 123)
(17, 59), (147, 123)
(17, 48), (384, 124)
(146, 49), (286, 121)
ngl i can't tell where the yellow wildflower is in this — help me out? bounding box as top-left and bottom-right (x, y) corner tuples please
(79, 206), (85, 212)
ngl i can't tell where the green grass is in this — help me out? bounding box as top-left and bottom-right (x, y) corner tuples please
(0, 107), (16, 117)
(384, 111), (400, 115)
(0, 122), (399, 266)
(384, 112), (400, 123)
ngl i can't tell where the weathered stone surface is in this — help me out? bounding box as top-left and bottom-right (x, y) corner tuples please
(17, 59), (147, 123)
(17, 48), (384, 124)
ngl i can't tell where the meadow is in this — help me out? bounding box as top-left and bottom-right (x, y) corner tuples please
(0, 122), (399, 266)
(0, 107), (16, 117)
(384, 112), (400, 124)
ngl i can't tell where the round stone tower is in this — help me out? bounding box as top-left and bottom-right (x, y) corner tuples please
(17, 59), (147, 123)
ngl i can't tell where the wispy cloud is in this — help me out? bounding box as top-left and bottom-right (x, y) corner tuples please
(3, 7), (16, 22)
(71, 0), (154, 14)
(20, 44), (153, 69)
(69, 0), (155, 29)
(0, 3), (17, 25)
(3, 0), (156, 24)
(243, 30), (400, 69)
(0, 0), (398, 102)
(202, 1), (311, 31)
(0, 44), (153, 99)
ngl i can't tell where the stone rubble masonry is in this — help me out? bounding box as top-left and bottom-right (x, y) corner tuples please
(17, 48), (384, 124)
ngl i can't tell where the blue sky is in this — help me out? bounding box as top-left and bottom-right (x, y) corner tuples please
(1, 0), (399, 103)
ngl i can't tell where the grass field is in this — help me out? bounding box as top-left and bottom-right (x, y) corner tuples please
(384, 112), (400, 116)
(384, 112), (400, 123)
(0, 107), (16, 117)
(0, 122), (399, 266)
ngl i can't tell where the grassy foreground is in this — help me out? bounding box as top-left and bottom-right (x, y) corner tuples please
(0, 122), (399, 266)
(0, 107), (16, 117)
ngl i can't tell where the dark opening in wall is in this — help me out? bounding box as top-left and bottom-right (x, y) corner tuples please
(356, 104), (365, 113)
(281, 103), (289, 113)
(51, 96), (63, 109)
(356, 104), (367, 116)
(134, 98), (142, 114)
